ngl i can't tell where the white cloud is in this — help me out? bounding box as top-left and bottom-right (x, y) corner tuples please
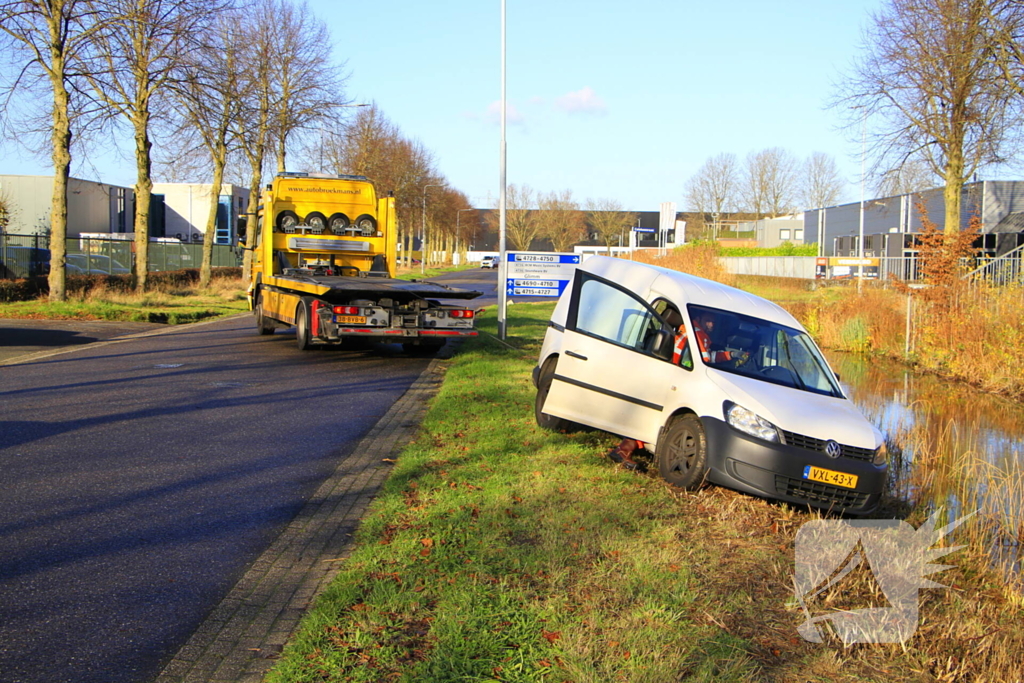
(486, 100), (525, 125)
(554, 86), (607, 116)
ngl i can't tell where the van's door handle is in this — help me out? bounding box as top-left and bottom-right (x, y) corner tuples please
(565, 350), (588, 361)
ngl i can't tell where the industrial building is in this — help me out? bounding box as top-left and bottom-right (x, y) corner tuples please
(0, 174), (249, 245)
(805, 180), (1024, 258)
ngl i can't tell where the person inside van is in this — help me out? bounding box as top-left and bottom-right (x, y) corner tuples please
(692, 311), (732, 364)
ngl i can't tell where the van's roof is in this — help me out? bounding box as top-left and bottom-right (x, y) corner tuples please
(580, 255), (804, 331)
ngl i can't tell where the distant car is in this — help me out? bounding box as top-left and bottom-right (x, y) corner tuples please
(66, 253), (130, 275)
(1, 245), (50, 278)
(480, 255), (498, 269)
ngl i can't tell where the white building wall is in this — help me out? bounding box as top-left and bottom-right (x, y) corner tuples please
(153, 182), (249, 244)
(0, 175), (134, 236)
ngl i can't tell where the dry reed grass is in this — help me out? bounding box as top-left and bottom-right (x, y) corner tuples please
(632, 244), (736, 286)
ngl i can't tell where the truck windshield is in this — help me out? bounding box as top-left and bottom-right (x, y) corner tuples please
(687, 304), (843, 398)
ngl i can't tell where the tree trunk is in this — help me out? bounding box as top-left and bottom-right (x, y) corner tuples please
(133, 114), (153, 293)
(200, 144), (227, 288)
(47, 72), (71, 303)
(943, 153), (964, 237)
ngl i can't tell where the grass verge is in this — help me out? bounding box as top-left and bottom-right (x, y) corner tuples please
(395, 264), (476, 280)
(0, 276), (248, 323)
(267, 302), (1023, 683)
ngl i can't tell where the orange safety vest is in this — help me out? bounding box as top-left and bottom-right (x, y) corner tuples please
(695, 327), (730, 363)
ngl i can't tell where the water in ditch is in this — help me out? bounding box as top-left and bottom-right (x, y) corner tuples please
(826, 351), (1024, 576)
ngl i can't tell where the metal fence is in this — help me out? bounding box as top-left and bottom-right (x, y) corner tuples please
(720, 256), (817, 279)
(0, 233), (242, 279)
(721, 253), (1022, 285)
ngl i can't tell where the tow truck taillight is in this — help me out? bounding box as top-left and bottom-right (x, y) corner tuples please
(449, 309), (474, 319)
(334, 305), (360, 315)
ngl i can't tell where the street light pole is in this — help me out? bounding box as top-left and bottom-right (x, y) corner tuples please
(858, 107), (867, 291)
(421, 184), (444, 275)
(498, 0), (508, 339)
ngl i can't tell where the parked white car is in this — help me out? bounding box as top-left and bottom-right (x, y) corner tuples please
(533, 256), (887, 514)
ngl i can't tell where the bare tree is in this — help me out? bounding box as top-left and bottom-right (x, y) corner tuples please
(324, 105), (441, 265)
(875, 158), (939, 196)
(586, 198), (635, 254)
(0, 0), (107, 301)
(742, 147), (799, 217)
(169, 11), (244, 287)
(837, 0), (1024, 234)
(0, 185), (15, 230)
(684, 153), (738, 220)
(486, 184), (540, 250)
(270, 0), (348, 172)
(86, 0), (229, 291)
(539, 190), (585, 253)
(235, 0), (277, 281)
(801, 151), (845, 209)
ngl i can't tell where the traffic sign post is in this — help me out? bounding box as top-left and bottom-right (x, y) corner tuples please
(503, 252), (582, 298)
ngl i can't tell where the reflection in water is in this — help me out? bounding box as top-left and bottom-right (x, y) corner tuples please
(826, 351), (1024, 576)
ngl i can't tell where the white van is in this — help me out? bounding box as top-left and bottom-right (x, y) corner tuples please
(533, 256), (887, 514)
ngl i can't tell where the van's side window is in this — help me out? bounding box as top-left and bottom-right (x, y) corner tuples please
(573, 275), (660, 352)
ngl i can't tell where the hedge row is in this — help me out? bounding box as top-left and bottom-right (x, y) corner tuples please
(0, 267), (244, 303)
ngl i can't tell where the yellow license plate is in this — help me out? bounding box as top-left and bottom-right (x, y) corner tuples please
(336, 315), (366, 324)
(803, 466), (858, 489)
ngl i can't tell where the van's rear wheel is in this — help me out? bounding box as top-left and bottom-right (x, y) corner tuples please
(535, 357), (580, 432)
(657, 414), (708, 489)
(295, 299), (313, 351)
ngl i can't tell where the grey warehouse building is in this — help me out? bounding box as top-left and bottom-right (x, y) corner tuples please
(805, 180), (1024, 258)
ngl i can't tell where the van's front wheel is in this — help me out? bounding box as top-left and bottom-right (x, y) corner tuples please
(657, 414), (708, 489)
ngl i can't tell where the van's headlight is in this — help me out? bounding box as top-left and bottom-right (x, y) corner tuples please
(724, 402), (780, 443)
(873, 441), (888, 465)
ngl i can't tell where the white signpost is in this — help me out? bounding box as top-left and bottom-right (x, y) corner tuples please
(504, 251), (582, 298)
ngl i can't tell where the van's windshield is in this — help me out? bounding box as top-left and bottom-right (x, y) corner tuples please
(687, 304), (843, 398)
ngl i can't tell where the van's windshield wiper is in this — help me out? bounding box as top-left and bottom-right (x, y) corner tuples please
(779, 334), (808, 390)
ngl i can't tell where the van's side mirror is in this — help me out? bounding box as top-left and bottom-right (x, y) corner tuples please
(649, 329), (673, 361)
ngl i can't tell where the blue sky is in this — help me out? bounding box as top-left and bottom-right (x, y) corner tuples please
(5, 0), (886, 211)
(314, 0), (883, 210)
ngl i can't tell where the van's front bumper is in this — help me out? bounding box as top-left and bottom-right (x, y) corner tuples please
(701, 417), (885, 515)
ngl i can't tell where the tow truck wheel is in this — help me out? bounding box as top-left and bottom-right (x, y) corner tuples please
(255, 293), (275, 335)
(295, 299), (313, 351)
(657, 414), (708, 490)
(534, 356), (582, 432)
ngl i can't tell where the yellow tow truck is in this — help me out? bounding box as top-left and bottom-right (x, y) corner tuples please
(248, 172), (481, 353)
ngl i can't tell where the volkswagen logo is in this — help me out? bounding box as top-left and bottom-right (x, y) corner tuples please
(824, 440), (842, 459)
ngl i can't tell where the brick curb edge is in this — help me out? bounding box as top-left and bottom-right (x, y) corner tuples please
(154, 353), (448, 683)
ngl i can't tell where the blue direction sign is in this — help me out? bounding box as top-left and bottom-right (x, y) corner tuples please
(633, 227), (656, 233)
(503, 251), (582, 297)
(506, 253), (581, 264)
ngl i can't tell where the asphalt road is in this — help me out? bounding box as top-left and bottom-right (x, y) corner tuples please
(0, 314), (437, 683)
